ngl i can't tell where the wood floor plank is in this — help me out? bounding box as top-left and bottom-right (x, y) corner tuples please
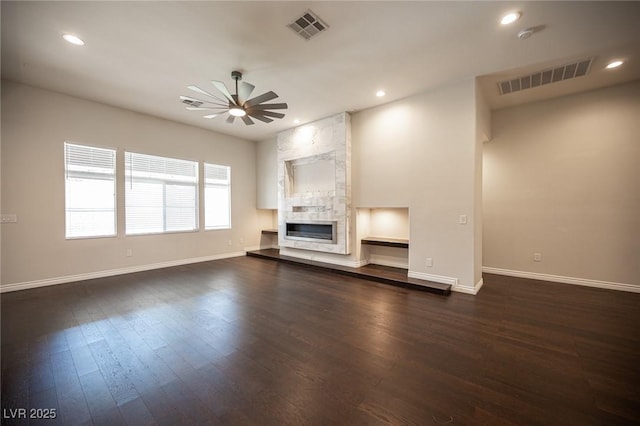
(2, 257), (640, 424)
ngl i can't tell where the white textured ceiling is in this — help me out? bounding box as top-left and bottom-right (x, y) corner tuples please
(2, 1), (640, 141)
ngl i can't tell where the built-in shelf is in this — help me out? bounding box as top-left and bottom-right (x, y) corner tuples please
(361, 237), (409, 249)
(261, 229), (278, 235)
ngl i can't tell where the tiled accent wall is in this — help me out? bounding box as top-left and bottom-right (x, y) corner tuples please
(277, 112), (351, 254)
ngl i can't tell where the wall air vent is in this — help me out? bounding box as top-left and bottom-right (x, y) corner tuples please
(287, 10), (329, 40)
(498, 58), (593, 95)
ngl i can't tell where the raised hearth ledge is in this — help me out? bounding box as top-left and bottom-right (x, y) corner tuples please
(246, 248), (450, 295)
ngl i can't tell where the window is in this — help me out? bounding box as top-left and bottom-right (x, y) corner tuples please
(64, 143), (116, 238)
(204, 163), (231, 229)
(125, 152), (198, 235)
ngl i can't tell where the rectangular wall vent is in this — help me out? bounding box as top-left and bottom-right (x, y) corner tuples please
(498, 58), (593, 95)
(287, 10), (329, 40)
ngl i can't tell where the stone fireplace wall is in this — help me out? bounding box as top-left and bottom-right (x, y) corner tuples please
(277, 112), (351, 254)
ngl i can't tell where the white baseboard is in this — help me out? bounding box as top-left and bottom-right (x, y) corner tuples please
(482, 266), (640, 293)
(408, 271), (458, 286)
(453, 278), (484, 295)
(0, 251), (246, 293)
(408, 271), (485, 295)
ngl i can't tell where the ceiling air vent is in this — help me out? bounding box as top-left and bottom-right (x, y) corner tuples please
(181, 98), (203, 108)
(287, 10), (329, 40)
(498, 58), (593, 95)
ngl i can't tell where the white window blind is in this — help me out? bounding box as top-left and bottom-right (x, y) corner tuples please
(125, 152), (198, 235)
(204, 163), (231, 229)
(64, 142), (116, 238)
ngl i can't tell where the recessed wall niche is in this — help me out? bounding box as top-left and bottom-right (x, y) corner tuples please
(358, 207), (409, 269)
(284, 151), (336, 197)
(277, 112), (351, 255)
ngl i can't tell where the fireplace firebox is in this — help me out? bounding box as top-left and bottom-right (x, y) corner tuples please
(285, 221), (337, 244)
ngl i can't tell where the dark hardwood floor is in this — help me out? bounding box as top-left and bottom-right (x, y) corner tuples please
(2, 256), (639, 425)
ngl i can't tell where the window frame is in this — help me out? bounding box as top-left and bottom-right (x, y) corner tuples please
(204, 162), (232, 231)
(64, 142), (117, 240)
(124, 151), (200, 236)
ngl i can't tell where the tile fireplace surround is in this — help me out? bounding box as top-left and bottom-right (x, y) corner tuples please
(277, 112), (351, 254)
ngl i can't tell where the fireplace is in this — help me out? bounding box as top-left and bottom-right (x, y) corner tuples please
(285, 221), (337, 244)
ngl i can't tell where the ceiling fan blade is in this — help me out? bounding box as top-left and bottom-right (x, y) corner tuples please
(256, 110), (285, 119)
(241, 115), (255, 125)
(187, 85), (227, 103)
(226, 115), (236, 124)
(212, 80), (235, 104)
(203, 114), (220, 119)
(244, 91), (278, 108)
(248, 113), (274, 123)
(238, 82), (255, 103)
(247, 102), (288, 111)
(186, 106), (227, 111)
(180, 95), (205, 103)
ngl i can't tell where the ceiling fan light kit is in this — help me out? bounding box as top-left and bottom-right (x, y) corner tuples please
(180, 71), (287, 125)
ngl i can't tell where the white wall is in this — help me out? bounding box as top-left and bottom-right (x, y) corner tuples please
(483, 80), (640, 290)
(369, 208), (409, 239)
(256, 136), (277, 209)
(254, 80), (483, 291)
(1, 80), (272, 289)
(353, 79), (483, 292)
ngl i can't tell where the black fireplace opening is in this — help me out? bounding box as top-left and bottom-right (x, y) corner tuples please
(285, 222), (336, 243)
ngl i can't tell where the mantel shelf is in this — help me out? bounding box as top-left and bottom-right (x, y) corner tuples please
(261, 229), (278, 235)
(361, 237), (409, 249)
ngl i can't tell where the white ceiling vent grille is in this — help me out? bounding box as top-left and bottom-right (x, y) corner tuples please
(498, 58), (593, 95)
(287, 10), (328, 40)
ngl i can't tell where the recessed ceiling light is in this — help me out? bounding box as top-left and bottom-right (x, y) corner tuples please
(605, 60), (623, 69)
(294, 119), (301, 124)
(376, 90), (386, 97)
(62, 34), (85, 46)
(500, 12), (521, 25)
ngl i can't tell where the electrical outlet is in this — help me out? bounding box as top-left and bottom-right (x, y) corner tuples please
(126, 249), (132, 257)
(228, 240), (233, 246)
(426, 258), (433, 267)
(533, 252), (542, 262)
(239, 237), (244, 244)
(459, 215), (467, 224)
(0, 214), (17, 223)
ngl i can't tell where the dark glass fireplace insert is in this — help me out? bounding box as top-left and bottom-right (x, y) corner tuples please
(285, 221), (337, 244)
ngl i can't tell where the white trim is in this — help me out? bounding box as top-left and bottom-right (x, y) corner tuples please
(453, 278), (484, 295)
(243, 245), (262, 252)
(351, 258), (370, 268)
(482, 267), (640, 293)
(408, 270), (458, 286)
(0, 252), (246, 293)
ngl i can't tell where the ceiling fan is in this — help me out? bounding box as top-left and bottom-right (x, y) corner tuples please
(180, 71), (287, 125)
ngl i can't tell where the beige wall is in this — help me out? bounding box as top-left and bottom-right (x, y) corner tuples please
(1, 80), (272, 289)
(484, 80), (640, 289)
